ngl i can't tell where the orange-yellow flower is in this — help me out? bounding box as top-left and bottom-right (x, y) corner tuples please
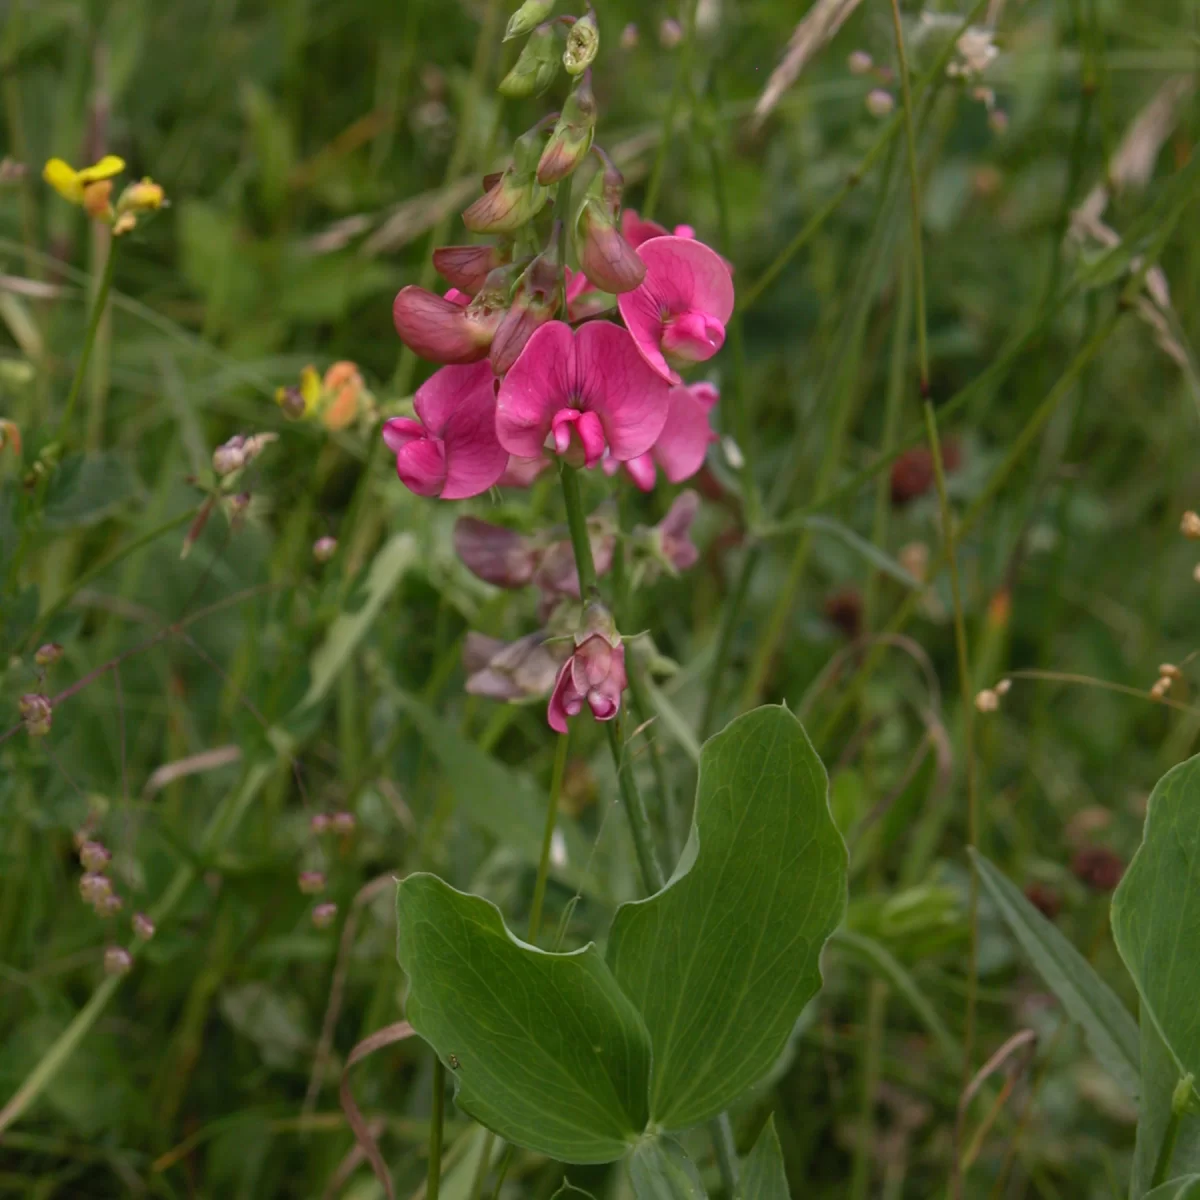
(42, 155), (125, 205)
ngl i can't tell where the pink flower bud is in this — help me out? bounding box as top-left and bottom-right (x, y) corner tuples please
(464, 631), (568, 701)
(331, 811), (356, 835)
(392, 285), (503, 364)
(96, 892), (124, 916)
(132, 912), (156, 940)
(576, 198), (646, 294)
(620, 22), (639, 49)
(659, 18), (683, 47)
(536, 75), (596, 185)
(298, 870), (326, 895)
(454, 517), (539, 588)
(432, 245), (505, 295)
(312, 536), (337, 563)
(310, 813), (331, 834)
(19, 693), (51, 737)
(80, 873), (112, 905)
(490, 247), (563, 375)
(104, 946), (133, 976)
(35, 643), (63, 667)
(866, 89), (895, 117)
(312, 902), (338, 929)
(79, 840), (111, 873)
(548, 625), (627, 733)
(462, 169), (547, 235)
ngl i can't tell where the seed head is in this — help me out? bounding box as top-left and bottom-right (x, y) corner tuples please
(19, 693), (52, 737)
(80, 872), (113, 905)
(659, 18), (683, 48)
(866, 89), (895, 118)
(310, 813), (331, 835)
(620, 22), (638, 49)
(312, 536), (337, 564)
(132, 912), (156, 940)
(331, 811), (356, 835)
(35, 643), (63, 667)
(298, 870), (326, 895)
(79, 840), (111, 873)
(104, 946), (133, 976)
(312, 902), (338, 929)
(847, 50), (873, 75)
(1181, 511), (1200, 539)
(974, 688), (999, 713)
(96, 892), (124, 916)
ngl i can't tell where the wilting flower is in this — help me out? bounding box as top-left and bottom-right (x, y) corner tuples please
(618, 237), (735, 383)
(607, 380), (718, 491)
(212, 432), (278, 477)
(651, 489), (702, 572)
(42, 155), (125, 207)
(454, 517), (540, 589)
(432, 244), (505, 295)
(533, 528), (615, 600)
(392, 284), (505, 364)
(490, 245), (562, 375)
(464, 631), (567, 701)
(382, 361), (507, 499)
(496, 321), (671, 468)
(547, 606), (627, 732)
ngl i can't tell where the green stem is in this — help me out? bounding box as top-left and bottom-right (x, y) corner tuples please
(428, 1057), (446, 1200)
(467, 1132), (496, 1200)
(642, 0), (695, 220)
(528, 732), (569, 944)
(699, 544), (759, 740)
(56, 238), (117, 448)
(849, 979), (888, 1200)
(558, 462), (598, 596)
(627, 657), (678, 863)
(1152, 1075), (1194, 1188)
(708, 1113), (739, 1197)
(607, 719), (665, 893)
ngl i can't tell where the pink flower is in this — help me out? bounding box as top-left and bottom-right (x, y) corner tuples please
(565, 269), (612, 321)
(547, 633), (627, 732)
(496, 321), (671, 468)
(392, 285), (502, 364)
(621, 209), (696, 249)
(606, 380), (718, 491)
(618, 237), (735, 383)
(381, 361), (507, 499)
(431, 245), (505, 295)
(655, 488), (701, 572)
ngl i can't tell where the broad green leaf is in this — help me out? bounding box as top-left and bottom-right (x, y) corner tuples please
(607, 705), (847, 1130)
(1144, 1179), (1200, 1200)
(1113, 755), (1200, 1094)
(628, 1136), (707, 1199)
(551, 1184), (597, 1199)
(971, 850), (1140, 1099)
(740, 1116), (789, 1200)
(395, 874), (650, 1163)
(44, 453), (140, 530)
(1133, 1020), (1200, 1197)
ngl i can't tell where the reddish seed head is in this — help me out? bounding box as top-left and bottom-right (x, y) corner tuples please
(1024, 882), (1062, 920)
(824, 589), (864, 641)
(312, 902), (338, 929)
(79, 840), (111, 873)
(1071, 846), (1125, 892)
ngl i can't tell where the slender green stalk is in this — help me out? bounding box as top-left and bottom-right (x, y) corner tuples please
(558, 462), (599, 597)
(1151, 1076), (1193, 1188)
(888, 0), (980, 1076)
(528, 732), (570, 943)
(626, 658), (679, 863)
(849, 979), (888, 1200)
(56, 239), (117, 448)
(428, 1057), (446, 1200)
(708, 1113), (739, 1197)
(642, 0), (695, 220)
(467, 1132), (496, 1200)
(699, 544), (760, 740)
(607, 719), (666, 893)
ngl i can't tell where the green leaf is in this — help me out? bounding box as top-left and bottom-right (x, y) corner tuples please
(551, 1184), (598, 1199)
(607, 705), (847, 1130)
(1144, 1178), (1200, 1200)
(44, 453), (140, 530)
(627, 1136), (707, 1199)
(971, 850), (1140, 1099)
(1113, 755), (1200, 1093)
(395, 873), (650, 1163)
(1133, 1021), (1200, 1197)
(740, 1115), (790, 1200)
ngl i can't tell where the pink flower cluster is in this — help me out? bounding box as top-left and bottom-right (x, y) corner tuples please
(383, 212), (732, 499)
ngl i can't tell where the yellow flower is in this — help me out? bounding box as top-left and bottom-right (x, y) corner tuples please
(117, 177), (166, 214)
(42, 155), (126, 205)
(276, 365), (323, 420)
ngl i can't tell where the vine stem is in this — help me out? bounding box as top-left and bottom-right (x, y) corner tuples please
(887, 0), (980, 1080)
(528, 732), (570, 943)
(56, 237), (118, 448)
(428, 1058), (446, 1200)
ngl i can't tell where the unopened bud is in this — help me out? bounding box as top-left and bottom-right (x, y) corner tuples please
(659, 18), (683, 48)
(974, 688), (999, 713)
(277, 386), (307, 420)
(432, 245), (506, 295)
(132, 912), (155, 940)
(866, 89), (895, 117)
(537, 75), (596, 185)
(994, 678), (1012, 696)
(490, 245), (563, 374)
(462, 130), (549, 233)
(312, 902), (338, 929)
(331, 811), (356, 835)
(212, 436), (247, 476)
(505, 0), (555, 42)
(1181, 511), (1200, 539)
(79, 840), (111, 873)
(1151, 677), (1172, 700)
(313, 536), (337, 563)
(19, 693), (51, 736)
(112, 212), (137, 236)
(35, 643), (63, 667)
(499, 21), (563, 99)
(1159, 663), (1182, 681)
(563, 8), (599, 75)
(310, 813), (331, 834)
(104, 946), (133, 976)
(117, 177), (166, 214)
(80, 873), (113, 905)
(298, 870), (326, 895)
(620, 22), (638, 49)
(574, 196), (645, 294)
(848, 50), (873, 74)
(96, 891), (124, 916)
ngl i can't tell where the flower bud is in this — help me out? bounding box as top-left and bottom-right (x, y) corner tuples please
(490, 245), (562, 374)
(575, 196), (646, 294)
(19, 693), (51, 737)
(312, 902), (338, 929)
(392, 285), (504, 363)
(331, 811), (356, 835)
(80, 873), (113, 905)
(96, 891), (124, 916)
(35, 642), (63, 667)
(505, 0), (555, 41)
(866, 89), (895, 117)
(0, 419), (21, 456)
(104, 946), (133, 976)
(499, 21), (563, 98)
(320, 362), (365, 430)
(432, 244), (505, 295)
(463, 128), (550, 234)
(298, 870), (326, 895)
(132, 912), (156, 940)
(276, 386), (307, 420)
(310, 813), (331, 834)
(847, 50), (873, 75)
(79, 840), (111, 873)
(117, 177), (166, 214)
(536, 75), (596, 185)
(659, 18), (683, 48)
(312, 536), (337, 563)
(620, 22), (639, 49)
(564, 8), (599, 75)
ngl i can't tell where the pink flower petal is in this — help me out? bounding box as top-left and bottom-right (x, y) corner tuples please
(547, 660), (577, 733)
(653, 385), (716, 483)
(497, 454), (549, 488)
(661, 311), (726, 366)
(496, 321), (576, 459)
(393, 286), (494, 363)
(573, 321), (671, 461)
(621, 210), (671, 249)
(395, 438), (447, 496)
(413, 361), (495, 433)
(381, 417), (425, 454)
(624, 453), (657, 491)
(637, 236), (734, 324)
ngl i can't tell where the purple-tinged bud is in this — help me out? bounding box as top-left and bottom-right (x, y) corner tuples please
(866, 89), (895, 117)
(654, 489), (701, 572)
(310, 813), (331, 835)
(392, 286), (503, 364)
(132, 912), (155, 940)
(104, 946), (133, 976)
(312, 536), (337, 564)
(563, 7), (599, 75)
(80, 873), (112, 905)
(504, 0), (555, 42)
(575, 197), (646, 294)
(620, 22), (639, 49)
(534, 527), (616, 600)
(847, 50), (873, 75)
(298, 870), (326, 895)
(464, 631), (567, 701)
(96, 892), (124, 916)
(659, 18), (683, 48)
(312, 902), (338, 929)
(331, 811), (356, 835)
(79, 840), (111, 873)
(19, 693), (51, 737)
(277, 386), (307, 420)
(454, 517), (540, 588)
(212, 436), (247, 477)
(490, 246), (562, 374)
(462, 127), (549, 234)
(536, 75), (596, 186)
(35, 643), (63, 667)
(432, 244), (505, 295)
(499, 21), (563, 99)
